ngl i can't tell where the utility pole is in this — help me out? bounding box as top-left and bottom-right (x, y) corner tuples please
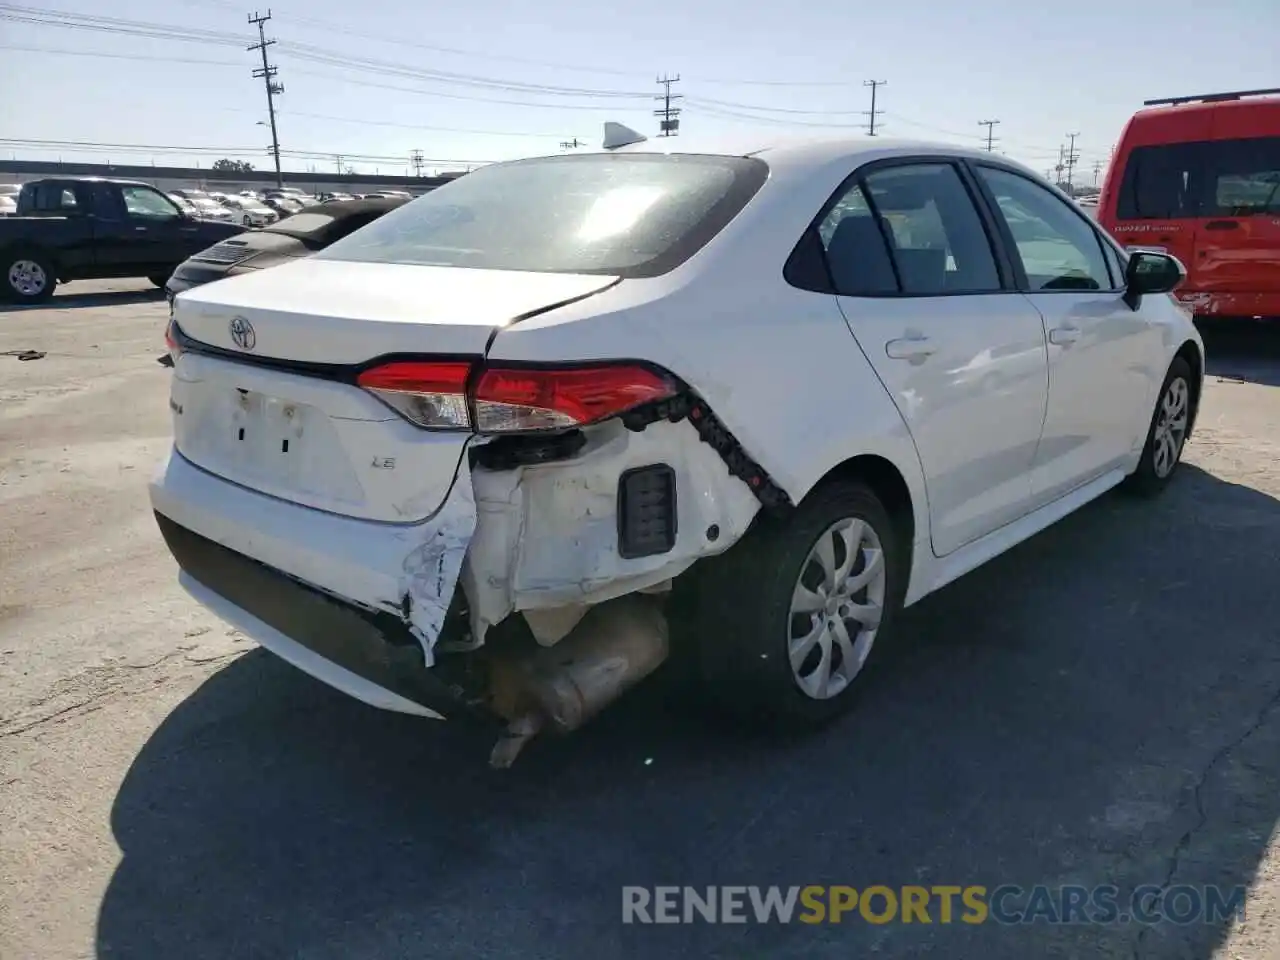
(1064, 132), (1080, 195)
(655, 74), (682, 136)
(978, 119), (1000, 152)
(1054, 144), (1066, 188)
(247, 10), (284, 189)
(559, 137), (585, 149)
(863, 80), (886, 136)
(1092, 159), (1103, 186)
(334, 154), (343, 175)
(409, 149), (424, 177)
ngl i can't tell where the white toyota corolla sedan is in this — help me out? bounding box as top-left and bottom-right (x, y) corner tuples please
(153, 124), (1203, 764)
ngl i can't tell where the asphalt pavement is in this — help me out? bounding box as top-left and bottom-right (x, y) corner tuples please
(2, 279), (1278, 959)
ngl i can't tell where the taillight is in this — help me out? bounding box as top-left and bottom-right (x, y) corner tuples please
(356, 360), (472, 429)
(354, 360), (677, 433)
(164, 316), (181, 358)
(474, 364), (675, 433)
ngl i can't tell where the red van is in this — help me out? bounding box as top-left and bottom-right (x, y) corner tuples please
(1098, 88), (1280, 320)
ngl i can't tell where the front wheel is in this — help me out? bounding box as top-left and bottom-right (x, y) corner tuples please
(1122, 357), (1194, 497)
(3, 251), (56, 303)
(148, 272), (171, 289)
(683, 479), (905, 728)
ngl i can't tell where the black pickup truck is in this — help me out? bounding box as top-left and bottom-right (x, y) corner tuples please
(0, 177), (242, 303)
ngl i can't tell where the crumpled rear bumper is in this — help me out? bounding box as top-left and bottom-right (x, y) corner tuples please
(155, 510), (493, 722)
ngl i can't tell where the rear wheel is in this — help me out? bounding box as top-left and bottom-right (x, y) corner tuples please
(3, 251), (56, 303)
(148, 272), (171, 289)
(1123, 357), (1193, 497)
(684, 479), (905, 728)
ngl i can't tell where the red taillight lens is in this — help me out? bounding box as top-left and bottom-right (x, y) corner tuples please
(355, 360), (677, 433)
(356, 360), (473, 429)
(473, 364), (676, 433)
(164, 317), (181, 358)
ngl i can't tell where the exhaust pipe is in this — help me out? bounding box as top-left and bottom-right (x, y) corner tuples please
(487, 594), (669, 768)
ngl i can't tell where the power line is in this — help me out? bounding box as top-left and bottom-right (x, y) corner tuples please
(655, 74), (682, 137)
(247, 9), (283, 189)
(863, 80), (886, 136)
(978, 119), (1000, 152)
(172, 0), (880, 87)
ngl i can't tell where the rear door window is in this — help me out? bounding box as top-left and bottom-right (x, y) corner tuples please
(1115, 143), (1205, 220)
(862, 163), (1002, 295)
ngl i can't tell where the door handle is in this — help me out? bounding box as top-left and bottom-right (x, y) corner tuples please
(134, 226), (148, 232)
(1204, 220), (1239, 231)
(885, 336), (936, 361)
(1049, 325), (1081, 346)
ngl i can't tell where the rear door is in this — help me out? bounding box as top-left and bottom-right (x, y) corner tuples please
(822, 159), (1049, 557)
(1192, 134), (1280, 314)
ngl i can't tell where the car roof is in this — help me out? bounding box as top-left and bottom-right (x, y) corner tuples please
(525, 131), (1037, 177)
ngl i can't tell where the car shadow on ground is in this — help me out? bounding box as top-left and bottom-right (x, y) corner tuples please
(1200, 320), (1280, 388)
(0, 288), (165, 312)
(97, 465), (1280, 960)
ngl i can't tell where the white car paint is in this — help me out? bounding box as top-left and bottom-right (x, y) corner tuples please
(152, 133), (1203, 716)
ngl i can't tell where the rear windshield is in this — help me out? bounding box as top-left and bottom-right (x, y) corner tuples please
(1116, 136), (1280, 220)
(316, 153), (769, 277)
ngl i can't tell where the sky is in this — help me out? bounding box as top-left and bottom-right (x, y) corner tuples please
(0, 0), (1276, 180)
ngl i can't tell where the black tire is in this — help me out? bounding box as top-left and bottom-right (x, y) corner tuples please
(681, 479), (906, 729)
(148, 272), (171, 289)
(1122, 357), (1194, 498)
(3, 249), (56, 303)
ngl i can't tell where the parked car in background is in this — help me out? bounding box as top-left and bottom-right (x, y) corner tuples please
(172, 189), (237, 223)
(263, 194), (306, 216)
(167, 193), (200, 217)
(0, 177), (241, 301)
(153, 131), (1202, 765)
(0, 183), (20, 217)
(219, 195), (279, 228)
(320, 191), (355, 203)
(1098, 86), (1280, 320)
(165, 196), (408, 299)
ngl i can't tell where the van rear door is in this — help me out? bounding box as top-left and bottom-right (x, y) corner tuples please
(1192, 125), (1280, 317)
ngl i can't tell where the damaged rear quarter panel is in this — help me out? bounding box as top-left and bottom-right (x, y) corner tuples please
(460, 417), (761, 645)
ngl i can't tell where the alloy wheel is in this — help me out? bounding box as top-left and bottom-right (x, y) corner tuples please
(787, 517), (887, 700)
(1152, 377), (1189, 479)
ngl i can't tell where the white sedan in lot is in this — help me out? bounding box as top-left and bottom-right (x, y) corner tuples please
(153, 126), (1202, 762)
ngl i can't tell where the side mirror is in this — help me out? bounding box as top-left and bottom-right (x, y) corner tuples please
(1123, 250), (1185, 310)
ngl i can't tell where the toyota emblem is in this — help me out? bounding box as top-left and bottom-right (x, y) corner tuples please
(228, 315), (256, 351)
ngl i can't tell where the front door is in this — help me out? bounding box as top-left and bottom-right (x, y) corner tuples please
(821, 160), (1049, 557)
(971, 163), (1162, 506)
(114, 184), (197, 274)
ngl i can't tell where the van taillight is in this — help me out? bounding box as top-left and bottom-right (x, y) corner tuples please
(356, 360), (677, 433)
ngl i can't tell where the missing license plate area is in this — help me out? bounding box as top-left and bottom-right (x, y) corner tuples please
(232, 391), (303, 461)
(617, 464), (677, 559)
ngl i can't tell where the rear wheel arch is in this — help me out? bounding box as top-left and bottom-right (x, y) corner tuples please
(810, 454), (916, 558)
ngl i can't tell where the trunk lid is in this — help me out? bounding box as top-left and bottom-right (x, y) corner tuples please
(169, 258), (618, 522)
